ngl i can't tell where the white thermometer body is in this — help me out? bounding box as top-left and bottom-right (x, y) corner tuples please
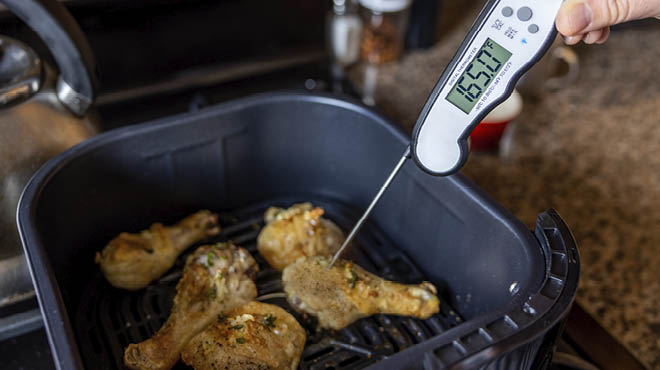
(329, 0), (565, 267)
(411, 0), (563, 175)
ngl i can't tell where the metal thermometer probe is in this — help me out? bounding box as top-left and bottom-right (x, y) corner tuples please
(329, 0), (564, 268)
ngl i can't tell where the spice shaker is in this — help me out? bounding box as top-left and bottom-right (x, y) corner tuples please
(327, 0), (362, 67)
(359, 0), (412, 64)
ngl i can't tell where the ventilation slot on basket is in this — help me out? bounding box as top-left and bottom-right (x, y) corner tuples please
(75, 200), (464, 369)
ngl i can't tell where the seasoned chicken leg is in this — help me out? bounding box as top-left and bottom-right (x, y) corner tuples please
(95, 210), (220, 290)
(124, 243), (258, 370)
(257, 203), (345, 271)
(282, 256), (440, 330)
(182, 302), (306, 370)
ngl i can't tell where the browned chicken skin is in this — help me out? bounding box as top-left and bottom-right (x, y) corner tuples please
(182, 301), (306, 370)
(282, 256), (440, 330)
(95, 210), (220, 290)
(257, 203), (345, 271)
(123, 243), (258, 370)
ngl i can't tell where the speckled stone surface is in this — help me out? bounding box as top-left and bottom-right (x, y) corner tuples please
(349, 4), (660, 369)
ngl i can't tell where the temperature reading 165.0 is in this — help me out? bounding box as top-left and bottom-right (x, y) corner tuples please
(446, 38), (512, 114)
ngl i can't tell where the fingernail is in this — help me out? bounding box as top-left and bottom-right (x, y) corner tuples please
(564, 35), (580, 45)
(569, 2), (593, 33)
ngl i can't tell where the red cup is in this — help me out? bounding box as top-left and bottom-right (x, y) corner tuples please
(469, 90), (522, 151)
(470, 120), (511, 150)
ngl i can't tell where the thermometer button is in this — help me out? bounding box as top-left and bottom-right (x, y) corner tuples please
(502, 6), (514, 17)
(517, 6), (533, 21)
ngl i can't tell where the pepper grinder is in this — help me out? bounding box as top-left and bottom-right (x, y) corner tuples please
(327, 0), (362, 93)
(358, 0), (412, 64)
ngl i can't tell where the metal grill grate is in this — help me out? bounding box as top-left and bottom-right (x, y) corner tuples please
(75, 199), (464, 369)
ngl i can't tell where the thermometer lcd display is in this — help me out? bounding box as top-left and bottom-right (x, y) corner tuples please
(446, 38), (512, 114)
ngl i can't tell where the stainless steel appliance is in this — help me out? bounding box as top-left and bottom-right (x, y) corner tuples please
(0, 0), (98, 321)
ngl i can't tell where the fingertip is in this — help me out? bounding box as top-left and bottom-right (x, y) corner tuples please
(595, 27), (611, 44)
(583, 29), (603, 44)
(555, 1), (575, 35)
(563, 34), (584, 45)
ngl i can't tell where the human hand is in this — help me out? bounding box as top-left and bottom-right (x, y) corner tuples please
(556, 0), (660, 45)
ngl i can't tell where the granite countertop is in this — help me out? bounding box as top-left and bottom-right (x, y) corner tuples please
(350, 3), (660, 369)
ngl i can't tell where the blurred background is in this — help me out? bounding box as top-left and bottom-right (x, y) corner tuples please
(1, 1), (659, 370)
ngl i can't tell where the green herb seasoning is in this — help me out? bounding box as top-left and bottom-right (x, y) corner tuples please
(236, 337), (246, 344)
(208, 286), (217, 299)
(262, 315), (276, 328)
(218, 312), (226, 323)
(347, 270), (359, 288)
(144, 248), (154, 254)
(207, 251), (216, 266)
(231, 324), (244, 330)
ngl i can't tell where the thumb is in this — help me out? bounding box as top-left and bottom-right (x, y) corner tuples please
(556, 0), (660, 36)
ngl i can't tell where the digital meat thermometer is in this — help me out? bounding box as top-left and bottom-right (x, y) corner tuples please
(329, 0), (564, 267)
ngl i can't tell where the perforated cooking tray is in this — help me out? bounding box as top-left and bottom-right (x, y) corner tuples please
(75, 200), (464, 370)
(18, 93), (579, 370)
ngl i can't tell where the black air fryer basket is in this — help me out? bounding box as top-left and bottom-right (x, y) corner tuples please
(17, 93), (579, 370)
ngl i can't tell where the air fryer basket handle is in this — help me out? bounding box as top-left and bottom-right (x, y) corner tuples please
(534, 208), (580, 276)
(454, 209), (580, 370)
(389, 208), (581, 370)
(1, 0), (97, 116)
